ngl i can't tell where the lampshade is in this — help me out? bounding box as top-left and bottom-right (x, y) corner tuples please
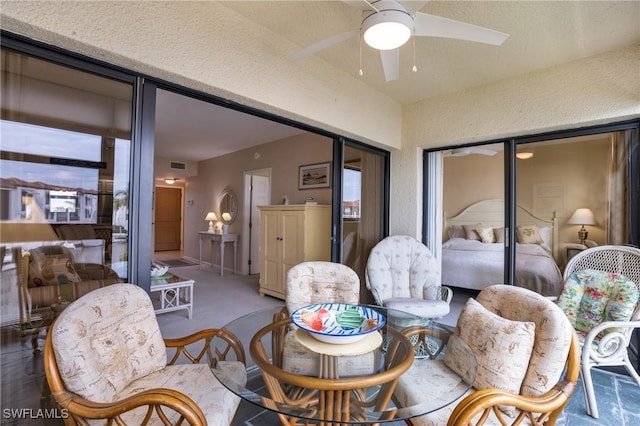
(221, 212), (232, 222)
(362, 9), (414, 50)
(567, 208), (596, 226)
(205, 212), (218, 233)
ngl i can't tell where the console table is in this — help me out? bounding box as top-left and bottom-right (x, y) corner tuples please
(198, 232), (238, 277)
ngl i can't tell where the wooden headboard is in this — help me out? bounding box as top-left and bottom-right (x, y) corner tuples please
(443, 199), (558, 259)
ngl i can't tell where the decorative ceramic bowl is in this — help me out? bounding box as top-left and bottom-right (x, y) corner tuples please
(150, 264), (169, 277)
(290, 303), (386, 345)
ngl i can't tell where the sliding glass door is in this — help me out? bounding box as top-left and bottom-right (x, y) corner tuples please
(0, 47), (134, 328)
(439, 143), (506, 292)
(425, 122), (639, 297)
(340, 144), (388, 303)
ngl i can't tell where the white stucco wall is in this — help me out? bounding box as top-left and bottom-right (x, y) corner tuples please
(394, 44), (640, 237)
(0, 1), (401, 149)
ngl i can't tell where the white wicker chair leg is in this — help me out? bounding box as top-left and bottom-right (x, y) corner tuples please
(581, 364), (599, 418)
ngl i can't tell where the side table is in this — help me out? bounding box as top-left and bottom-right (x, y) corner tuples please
(198, 232), (239, 276)
(150, 274), (194, 319)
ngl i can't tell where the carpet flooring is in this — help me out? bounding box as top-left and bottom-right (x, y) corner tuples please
(157, 258), (199, 267)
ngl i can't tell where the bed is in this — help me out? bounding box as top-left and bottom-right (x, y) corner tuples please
(441, 199), (563, 297)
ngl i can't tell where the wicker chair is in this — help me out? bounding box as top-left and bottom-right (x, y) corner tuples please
(44, 283), (246, 425)
(278, 261), (378, 376)
(559, 245), (640, 418)
(365, 235), (452, 321)
(394, 285), (580, 426)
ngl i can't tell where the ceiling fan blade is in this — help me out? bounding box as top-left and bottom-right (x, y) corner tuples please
(470, 147), (498, 156)
(447, 147), (498, 157)
(380, 49), (400, 81)
(291, 30), (359, 61)
(400, 1), (430, 14)
(340, 0), (375, 11)
(414, 12), (509, 46)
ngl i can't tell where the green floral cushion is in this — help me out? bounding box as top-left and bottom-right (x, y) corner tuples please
(557, 269), (638, 336)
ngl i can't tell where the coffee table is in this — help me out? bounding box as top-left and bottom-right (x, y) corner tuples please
(150, 273), (194, 319)
(212, 306), (476, 424)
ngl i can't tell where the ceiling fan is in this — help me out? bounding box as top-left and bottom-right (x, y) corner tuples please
(292, 0), (509, 81)
(445, 147), (498, 157)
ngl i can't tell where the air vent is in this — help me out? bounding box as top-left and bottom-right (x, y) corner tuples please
(169, 161), (186, 170)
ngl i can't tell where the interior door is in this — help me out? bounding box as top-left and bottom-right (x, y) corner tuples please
(154, 186), (182, 251)
(249, 173), (270, 274)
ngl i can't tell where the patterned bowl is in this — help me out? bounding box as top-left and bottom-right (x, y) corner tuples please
(290, 303), (386, 345)
(150, 264), (169, 277)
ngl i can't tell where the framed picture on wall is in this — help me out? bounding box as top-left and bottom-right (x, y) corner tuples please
(299, 162), (331, 190)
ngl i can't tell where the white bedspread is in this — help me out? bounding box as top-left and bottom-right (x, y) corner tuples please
(441, 238), (563, 296)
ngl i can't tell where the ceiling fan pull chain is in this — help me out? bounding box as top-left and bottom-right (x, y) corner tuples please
(412, 34), (418, 73)
(359, 35), (364, 76)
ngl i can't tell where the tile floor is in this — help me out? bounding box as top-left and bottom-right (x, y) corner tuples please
(1, 255), (638, 425)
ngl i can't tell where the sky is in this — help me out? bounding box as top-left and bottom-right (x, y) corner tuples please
(1, 120), (129, 193)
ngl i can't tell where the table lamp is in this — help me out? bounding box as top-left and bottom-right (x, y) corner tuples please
(205, 212), (218, 233)
(221, 212), (232, 234)
(567, 208), (596, 245)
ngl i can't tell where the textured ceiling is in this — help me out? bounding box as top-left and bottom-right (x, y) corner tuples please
(155, 1), (640, 162)
(221, 1), (639, 104)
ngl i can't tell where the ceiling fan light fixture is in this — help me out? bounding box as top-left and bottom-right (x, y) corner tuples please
(362, 8), (414, 50)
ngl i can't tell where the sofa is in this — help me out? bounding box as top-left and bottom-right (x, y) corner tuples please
(19, 244), (122, 323)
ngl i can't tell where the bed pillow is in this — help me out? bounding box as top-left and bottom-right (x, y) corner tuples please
(516, 224), (544, 244)
(445, 298), (535, 412)
(494, 227), (505, 243)
(476, 226), (496, 243)
(448, 225), (466, 239)
(463, 223), (482, 241)
(539, 226), (552, 252)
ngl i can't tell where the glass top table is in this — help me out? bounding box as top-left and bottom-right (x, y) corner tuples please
(212, 305), (476, 424)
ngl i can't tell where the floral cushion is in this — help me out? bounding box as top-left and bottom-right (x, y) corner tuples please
(557, 269), (638, 336)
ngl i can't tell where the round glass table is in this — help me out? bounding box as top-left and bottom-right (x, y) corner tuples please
(212, 305), (476, 424)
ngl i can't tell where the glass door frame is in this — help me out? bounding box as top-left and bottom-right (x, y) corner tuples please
(423, 119), (640, 286)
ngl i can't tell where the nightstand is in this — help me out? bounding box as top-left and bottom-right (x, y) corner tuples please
(566, 246), (585, 262)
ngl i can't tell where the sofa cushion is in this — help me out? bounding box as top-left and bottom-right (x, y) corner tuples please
(557, 269), (638, 336)
(117, 363), (245, 425)
(28, 246), (81, 288)
(445, 299), (535, 395)
(52, 284), (167, 403)
(476, 285), (573, 398)
(384, 297), (450, 318)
